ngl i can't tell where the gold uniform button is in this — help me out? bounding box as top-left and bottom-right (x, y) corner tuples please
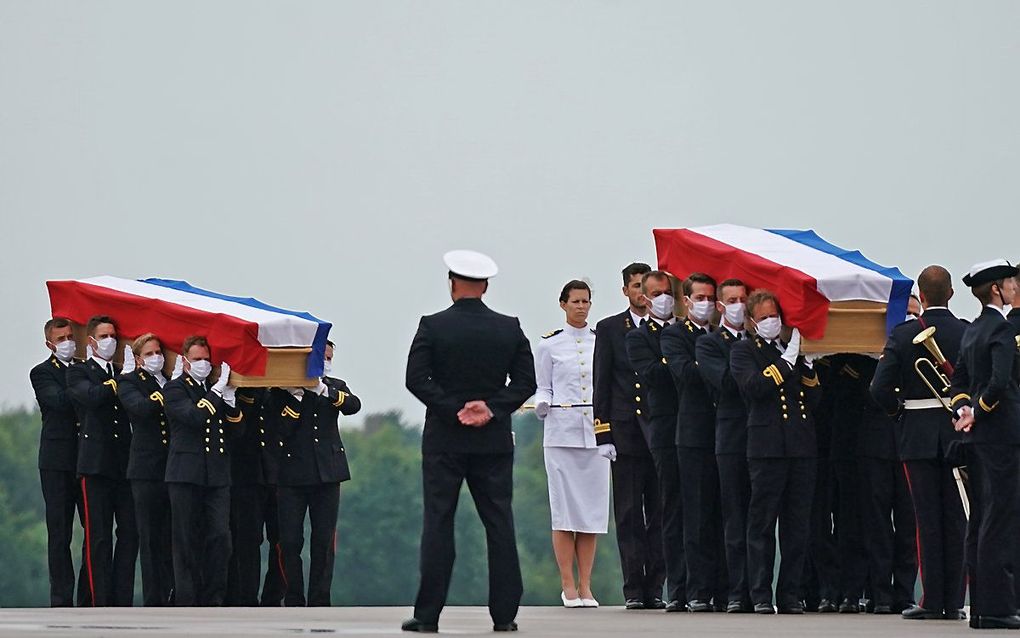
(219, 428), (224, 434)
(635, 396), (641, 402)
(260, 441), (266, 447)
(160, 420), (165, 426)
(279, 441), (283, 447)
(205, 437), (210, 442)
(802, 414), (807, 420)
(162, 439), (167, 445)
(259, 416), (264, 421)
(286, 453), (292, 458)
(314, 413), (318, 418)
(206, 419), (211, 424)
(314, 438), (319, 443)
(313, 426), (318, 431)
(205, 428), (211, 434)
(635, 383), (641, 389)
(340, 447), (345, 453)
(259, 428), (265, 434)
(783, 414), (789, 420)
(220, 448), (225, 454)
(636, 409), (642, 415)
(799, 391), (805, 398)
(205, 446), (210, 452)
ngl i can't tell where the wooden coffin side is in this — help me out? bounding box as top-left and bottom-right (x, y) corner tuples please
(70, 323), (318, 387)
(801, 301), (888, 354)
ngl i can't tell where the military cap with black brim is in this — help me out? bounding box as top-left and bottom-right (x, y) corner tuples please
(962, 259), (1019, 288)
(444, 249), (499, 281)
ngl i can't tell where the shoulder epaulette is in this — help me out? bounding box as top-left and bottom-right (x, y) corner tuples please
(542, 329), (563, 339)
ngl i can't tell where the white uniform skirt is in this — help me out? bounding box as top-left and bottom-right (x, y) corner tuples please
(544, 446), (611, 533)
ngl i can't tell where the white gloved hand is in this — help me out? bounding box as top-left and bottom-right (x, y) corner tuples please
(120, 344), (136, 374)
(212, 362), (231, 393)
(781, 327), (801, 368)
(314, 380), (329, 396)
(534, 401), (551, 419)
(597, 443), (618, 461)
(171, 355), (184, 380)
(286, 387), (305, 398)
(221, 384), (237, 408)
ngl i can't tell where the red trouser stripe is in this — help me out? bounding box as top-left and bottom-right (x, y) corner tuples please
(901, 462), (925, 609)
(79, 476), (97, 607)
(276, 543), (288, 588)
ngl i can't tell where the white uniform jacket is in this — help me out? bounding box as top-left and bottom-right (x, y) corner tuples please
(533, 324), (597, 448)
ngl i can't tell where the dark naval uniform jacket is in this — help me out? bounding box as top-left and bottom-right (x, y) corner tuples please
(661, 318), (715, 449)
(275, 378), (360, 486)
(625, 319), (679, 450)
(118, 369), (170, 481)
(30, 355), (81, 472)
(164, 373), (244, 487)
(67, 358), (131, 479)
(950, 306), (1020, 445)
(695, 328), (747, 456)
(592, 310), (651, 453)
(870, 309), (966, 460)
(729, 335), (822, 459)
(406, 297), (537, 455)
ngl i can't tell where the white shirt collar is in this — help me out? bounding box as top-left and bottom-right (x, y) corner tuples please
(923, 306), (948, 312)
(630, 309), (647, 328)
(90, 355), (112, 371)
(650, 316), (675, 327)
(722, 323), (744, 339)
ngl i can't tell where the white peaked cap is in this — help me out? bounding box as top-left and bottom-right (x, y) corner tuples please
(443, 250), (499, 280)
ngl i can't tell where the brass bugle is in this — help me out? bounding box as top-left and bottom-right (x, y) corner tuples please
(912, 326), (953, 412)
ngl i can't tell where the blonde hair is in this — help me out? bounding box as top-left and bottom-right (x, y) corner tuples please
(131, 333), (160, 356)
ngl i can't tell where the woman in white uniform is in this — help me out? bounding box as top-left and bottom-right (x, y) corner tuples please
(534, 280), (614, 608)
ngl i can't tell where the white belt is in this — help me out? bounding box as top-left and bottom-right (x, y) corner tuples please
(903, 398), (946, 410)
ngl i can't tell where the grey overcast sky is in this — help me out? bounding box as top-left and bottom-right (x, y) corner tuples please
(2, 1), (1018, 423)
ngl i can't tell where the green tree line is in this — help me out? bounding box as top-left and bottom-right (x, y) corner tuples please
(0, 408), (625, 607)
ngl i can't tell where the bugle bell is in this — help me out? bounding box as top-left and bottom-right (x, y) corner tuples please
(912, 326), (953, 412)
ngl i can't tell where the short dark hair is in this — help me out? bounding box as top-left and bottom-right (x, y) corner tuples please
(972, 280), (1002, 306)
(622, 262), (651, 285)
(181, 335), (210, 357)
(86, 315), (115, 336)
(682, 272), (717, 297)
(717, 278), (748, 299)
(917, 265), (952, 307)
(44, 317), (72, 340)
(558, 280), (592, 303)
(747, 289), (782, 318)
(641, 270), (670, 294)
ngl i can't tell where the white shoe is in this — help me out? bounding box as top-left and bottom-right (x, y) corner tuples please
(561, 591), (583, 608)
(581, 597), (599, 608)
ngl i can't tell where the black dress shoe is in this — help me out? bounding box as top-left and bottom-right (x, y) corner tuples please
(754, 602), (776, 614)
(778, 602), (805, 615)
(901, 605), (943, 620)
(665, 600), (684, 612)
(970, 614), (1020, 629)
(891, 601), (913, 614)
(401, 618), (438, 633)
(727, 600), (752, 613)
(687, 600), (713, 612)
(872, 604), (893, 614)
(838, 598), (860, 614)
(493, 621), (518, 632)
(644, 597), (666, 610)
(625, 599), (645, 610)
(817, 599), (837, 613)
(944, 609), (966, 620)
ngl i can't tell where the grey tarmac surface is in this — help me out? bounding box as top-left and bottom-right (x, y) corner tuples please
(0, 606), (974, 637)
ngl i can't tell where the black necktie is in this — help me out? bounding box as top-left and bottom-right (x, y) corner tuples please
(106, 363), (113, 377)
(640, 318), (648, 326)
(735, 332), (743, 340)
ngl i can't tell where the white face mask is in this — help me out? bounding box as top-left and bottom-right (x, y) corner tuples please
(687, 298), (714, 323)
(323, 359), (332, 376)
(142, 354), (165, 375)
(93, 336), (117, 360)
(50, 340), (77, 363)
(723, 302), (746, 328)
(187, 358), (212, 381)
(646, 293), (675, 320)
(754, 316), (783, 341)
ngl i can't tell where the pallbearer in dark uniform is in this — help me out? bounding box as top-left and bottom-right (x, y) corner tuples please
(225, 386), (268, 607)
(949, 259), (1020, 630)
(593, 262), (666, 610)
(257, 387), (287, 607)
(695, 278), (753, 612)
(625, 270), (687, 612)
(803, 356), (838, 613)
(274, 340), (360, 607)
(30, 317), (84, 607)
(870, 265), (967, 621)
(402, 250), (537, 633)
(66, 315), (137, 607)
(850, 350), (917, 615)
(730, 290), (821, 614)
(164, 335), (243, 606)
(117, 334), (174, 606)
(661, 272), (726, 612)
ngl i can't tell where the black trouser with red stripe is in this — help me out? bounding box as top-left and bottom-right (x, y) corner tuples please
(278, 483), (341, 606)
(611, 452), (665, 602)
(901, 457), (966, 613)
(260, 487), (286, 606)
(131, 479), (174, 606)
(226, 484), (266, 606)
(858, 457), (916, 609)
(40, 469), (84, 607)
(79, 474), (138, 606)
(168, 482), (231, 606)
